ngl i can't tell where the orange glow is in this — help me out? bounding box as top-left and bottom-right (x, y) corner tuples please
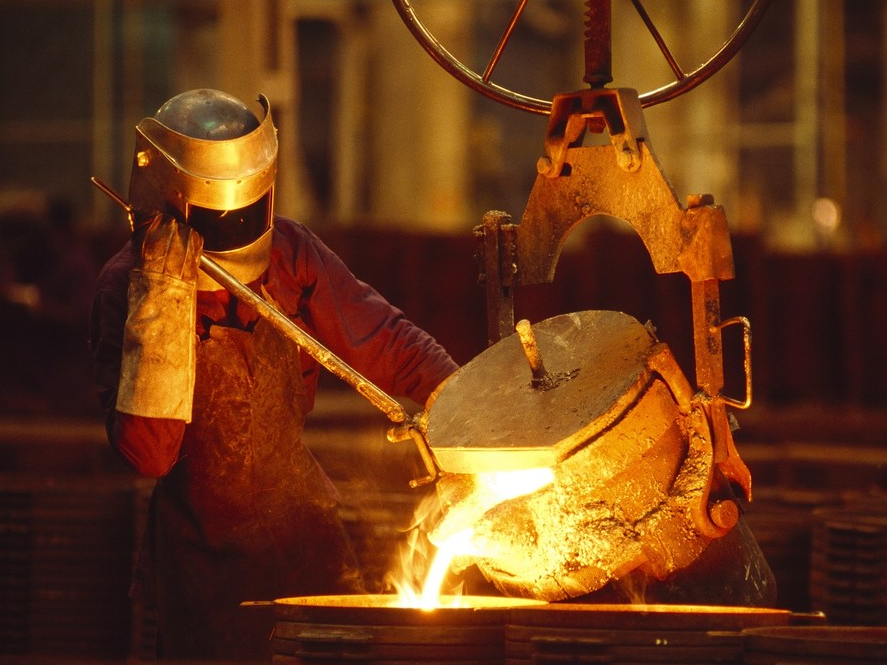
(418, 528), (474, 609)
(433, 467), (555, 544)
(477, 467), (555, 499)
(388, 467), (554, 608)
(387, 495), (472, 610)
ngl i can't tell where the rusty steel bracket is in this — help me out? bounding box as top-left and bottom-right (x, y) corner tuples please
(644, 341), (739, 538)
(474, 210), (518, 346)
(537, 87), (648, 178)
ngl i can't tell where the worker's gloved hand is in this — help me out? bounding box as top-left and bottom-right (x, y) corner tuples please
(389, 372), (457, 443)
(117, 212), (203, 422)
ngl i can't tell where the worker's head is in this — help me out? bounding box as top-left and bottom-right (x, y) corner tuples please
(128, 89), (278, 289)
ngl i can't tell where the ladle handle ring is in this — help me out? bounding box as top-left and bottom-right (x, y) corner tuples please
(714, 316), (752, 409)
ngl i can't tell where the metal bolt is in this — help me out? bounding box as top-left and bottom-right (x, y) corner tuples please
(709, 499), (739, 529)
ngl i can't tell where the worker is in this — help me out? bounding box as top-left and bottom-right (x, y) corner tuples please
(89, 89), (458, 660)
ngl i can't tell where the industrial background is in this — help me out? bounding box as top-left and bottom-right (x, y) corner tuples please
(2, 0), (887, 660)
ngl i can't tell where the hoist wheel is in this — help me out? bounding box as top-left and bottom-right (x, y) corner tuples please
(392, 0), (772, 114)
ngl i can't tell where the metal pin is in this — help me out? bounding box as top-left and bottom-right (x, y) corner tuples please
(515, 319), (579, 391)
(515, 319), (547, 385)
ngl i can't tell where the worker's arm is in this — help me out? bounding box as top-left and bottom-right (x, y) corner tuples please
(272, 220), (458, 406)
(89, 214), (200, 477)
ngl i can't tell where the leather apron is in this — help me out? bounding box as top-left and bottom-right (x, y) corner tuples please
(145, 319), (363, 660)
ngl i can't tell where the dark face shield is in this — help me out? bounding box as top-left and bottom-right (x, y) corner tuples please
(186, 192), (272, 252)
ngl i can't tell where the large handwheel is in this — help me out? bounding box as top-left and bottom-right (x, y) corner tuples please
(392, 0), (771, 114)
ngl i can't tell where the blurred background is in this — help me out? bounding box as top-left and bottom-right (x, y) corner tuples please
(2, 0), (887, 660)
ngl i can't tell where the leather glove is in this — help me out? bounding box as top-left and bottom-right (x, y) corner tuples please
(116, 212), (203, 421)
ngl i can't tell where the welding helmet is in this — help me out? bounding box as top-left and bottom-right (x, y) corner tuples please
(128, 89), (278, 290)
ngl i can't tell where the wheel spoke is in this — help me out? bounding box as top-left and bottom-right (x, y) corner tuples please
(483, 0), (530, 82)
(629, 0), (685, 82)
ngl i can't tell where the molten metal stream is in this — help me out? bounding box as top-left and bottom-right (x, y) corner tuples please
(399, 467), (555, 608)
(418, 529), (475, 609)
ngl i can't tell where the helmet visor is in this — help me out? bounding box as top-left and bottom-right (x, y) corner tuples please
(186, 192), (272, 251)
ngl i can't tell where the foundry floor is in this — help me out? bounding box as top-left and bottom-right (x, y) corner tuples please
(3, 397), (887, 662)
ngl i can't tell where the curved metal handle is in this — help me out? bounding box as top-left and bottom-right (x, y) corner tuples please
(386, 421), (440, 488)
(715, 316), (752, 409)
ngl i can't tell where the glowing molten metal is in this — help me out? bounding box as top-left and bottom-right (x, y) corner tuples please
(390, 468), (554, 608)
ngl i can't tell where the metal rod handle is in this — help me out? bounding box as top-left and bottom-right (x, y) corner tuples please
(198, 255), (411, 425)
(515, 318), (548, 382)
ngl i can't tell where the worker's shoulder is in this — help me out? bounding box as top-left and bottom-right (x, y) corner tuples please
(95, 241), (134, 294)
(272, 215), (314, 241)
(271, 215), (332, 258)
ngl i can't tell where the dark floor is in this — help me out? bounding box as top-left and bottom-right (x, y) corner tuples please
(3, 401), (887, 660)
